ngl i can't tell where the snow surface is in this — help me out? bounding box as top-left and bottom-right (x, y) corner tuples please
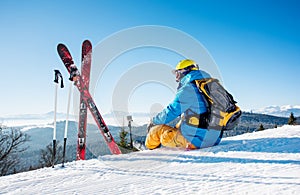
(0, 125), (299, 194)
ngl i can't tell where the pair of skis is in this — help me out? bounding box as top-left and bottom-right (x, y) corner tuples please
(57, 40), (122, 157)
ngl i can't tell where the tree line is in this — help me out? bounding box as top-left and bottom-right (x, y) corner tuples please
(258, 112), (297, 131)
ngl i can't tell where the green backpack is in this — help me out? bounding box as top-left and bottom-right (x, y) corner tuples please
(194, 78), (242, 131)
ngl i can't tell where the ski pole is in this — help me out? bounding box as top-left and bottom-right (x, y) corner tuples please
(62, 81), (72, 167)
(53, 70), (64, 168)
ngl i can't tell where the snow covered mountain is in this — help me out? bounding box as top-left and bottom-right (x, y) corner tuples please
(0, 125), (299, 194)
(253, 105), (300, 117)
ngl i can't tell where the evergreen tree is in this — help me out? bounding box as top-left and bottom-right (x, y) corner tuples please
(118, 127), (129, 148)
(258, 124), (265, 131)
(118, 127), (137, 153)
(288, 112), (297, 125)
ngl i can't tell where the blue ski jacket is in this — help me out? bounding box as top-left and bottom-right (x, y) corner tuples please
(152, 70), (222, 148)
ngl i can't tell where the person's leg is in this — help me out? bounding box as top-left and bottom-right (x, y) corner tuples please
(145, 124), (196, 149)
(145, 125), (166, 149)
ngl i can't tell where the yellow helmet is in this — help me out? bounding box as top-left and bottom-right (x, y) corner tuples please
(175, 59), (199, 70)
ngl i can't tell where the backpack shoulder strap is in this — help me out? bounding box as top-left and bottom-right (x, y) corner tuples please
(194, 78), (219, 104)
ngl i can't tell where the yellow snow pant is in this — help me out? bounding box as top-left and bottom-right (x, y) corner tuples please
(145, 124), (196, 150)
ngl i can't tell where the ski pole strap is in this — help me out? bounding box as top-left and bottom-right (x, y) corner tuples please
(54, 69), (64, 88)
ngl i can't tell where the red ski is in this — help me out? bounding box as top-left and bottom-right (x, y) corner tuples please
(77, 40), (92, 160)
(57, 41), (122, 155)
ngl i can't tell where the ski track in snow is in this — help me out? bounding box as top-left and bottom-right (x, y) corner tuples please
(0, 125), (300, 194)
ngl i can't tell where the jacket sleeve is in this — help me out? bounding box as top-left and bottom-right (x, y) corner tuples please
(153, 83), (196, 124)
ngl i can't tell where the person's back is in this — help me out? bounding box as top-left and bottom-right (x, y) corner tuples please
(145, 59), (222, 150)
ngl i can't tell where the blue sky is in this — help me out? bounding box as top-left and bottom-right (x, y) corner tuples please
(0, 0), (299, 116)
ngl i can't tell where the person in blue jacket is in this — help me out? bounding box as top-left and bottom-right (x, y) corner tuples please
(145, 59), (222, 150)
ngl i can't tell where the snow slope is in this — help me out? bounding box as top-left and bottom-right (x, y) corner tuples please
(0, 125), (299, 194)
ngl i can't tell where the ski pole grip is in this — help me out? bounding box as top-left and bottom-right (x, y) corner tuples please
(54, 69), (64, 88)
(54, 70), (60, 83)
(59, 75), (64, 88)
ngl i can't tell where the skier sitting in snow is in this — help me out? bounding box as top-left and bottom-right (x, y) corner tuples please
(145, 59), (222, 150)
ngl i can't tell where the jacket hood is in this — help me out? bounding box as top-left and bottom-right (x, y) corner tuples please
(180, 70), (211, 86)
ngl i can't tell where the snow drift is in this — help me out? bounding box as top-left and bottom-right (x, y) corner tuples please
(0, 125), (299, 194)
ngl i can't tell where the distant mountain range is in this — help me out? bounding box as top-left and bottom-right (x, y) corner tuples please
(1, 105), (299, 127)
(223, 112), (298, 137)
(251, 105), (300, 117)
(0, 111), (73, 127)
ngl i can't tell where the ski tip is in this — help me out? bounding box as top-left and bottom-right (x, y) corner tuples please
(57, 43), (64, 47)
(83, 40), (92, 45)
(82, 40), (92, 56)
(57, 43), (65, 51)
(82, 40), (92, 50)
